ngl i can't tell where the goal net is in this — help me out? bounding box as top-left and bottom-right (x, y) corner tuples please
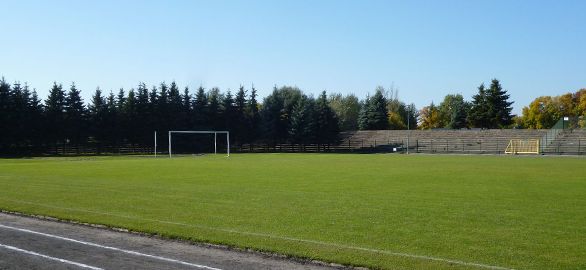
(168, 131), (230, 157)
(505, 139), (539, 154)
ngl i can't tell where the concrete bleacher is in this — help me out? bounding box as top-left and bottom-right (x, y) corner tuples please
(543, 129), (586, 154)
(337, 129), (548, 154)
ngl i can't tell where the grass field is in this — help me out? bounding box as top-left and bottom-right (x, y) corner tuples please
(0, 154), (585, 270)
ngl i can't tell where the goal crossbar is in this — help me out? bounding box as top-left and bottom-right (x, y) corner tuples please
(168, 131), (230, 157)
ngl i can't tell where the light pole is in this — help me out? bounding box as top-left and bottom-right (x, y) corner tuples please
(407, 106), (410, 154)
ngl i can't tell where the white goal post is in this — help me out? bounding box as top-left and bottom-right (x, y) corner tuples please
(168, 131), (230, 158)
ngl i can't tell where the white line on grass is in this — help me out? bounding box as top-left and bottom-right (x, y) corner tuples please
(0, 224), (222, 270)
(0, 199), (514, 270)
(0, 243), (104, 270)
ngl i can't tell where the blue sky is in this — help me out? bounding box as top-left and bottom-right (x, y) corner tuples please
(1, 0), (585, 114)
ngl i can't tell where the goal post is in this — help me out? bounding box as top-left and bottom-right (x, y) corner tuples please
(505, 139), (539, 155)
(168, 131), (230, 158)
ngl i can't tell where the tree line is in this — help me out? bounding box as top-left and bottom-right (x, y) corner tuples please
(418, 79), (515, 129)
(517, 89), (586, 129)
(0, 78), (343, 154)
(2, 76), (580, 154)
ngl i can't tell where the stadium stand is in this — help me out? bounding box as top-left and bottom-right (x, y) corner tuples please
(542, 129), (586, 154)
(337, 129), (548, 154)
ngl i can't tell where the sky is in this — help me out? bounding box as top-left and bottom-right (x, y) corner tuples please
(1, 0), (585, 114)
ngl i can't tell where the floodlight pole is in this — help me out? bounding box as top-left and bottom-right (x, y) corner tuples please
(168, 131), (172, 158)
(154, 131), (157, 158)
(227, 132), (230, 157)
(407, 107), (410, 154)
(214, 132), (217, 154)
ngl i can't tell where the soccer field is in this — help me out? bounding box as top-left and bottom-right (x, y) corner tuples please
(0, 154), (585, 270)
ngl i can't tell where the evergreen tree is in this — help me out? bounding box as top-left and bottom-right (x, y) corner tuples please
(136, 83), (151, 144)
(260, 86), (302, 143)
(234, 86), (247, 143)
(28, 88), (44, 150)
(468, 84), (490, 128)
(486, 79), (514, 128)
(182, 86), (191, 128)
(89, 87), (107, 150)
(64, 82), (87, 148)
(124, 89), (138, 143)
(289, 95), (316, 144)
(168, 81), (183, 129)
(358, 87), (388, 130)
(193, 86), (208, 129)
(247, 85), (260, 143)
(0, 78), (10, 150)
(157, 83), (169, 132)
(222, 90), (235, 131)
(45, 82), (67, 144)
(315, 91), (339, 145)
(207, 87), (221, 129)
(105, 91), (119, 146)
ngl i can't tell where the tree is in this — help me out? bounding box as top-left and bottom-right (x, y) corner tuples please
(168, 81), (183, 129)
(314, 91), (339, 145)
(260, 86), (302, 143)
(88, 87), (108, 150)
(485, 79), (514, 128)
(193, 86), (208, 129)
(222, 90), (235, 131)
(419, 102), (441, 129)
(0, 78), (10, 150)
(289, 95), (316, 144)
(438, 94), (469, 129)
(247, 85), (260, 143)
(468, 84), (490, 128)
(45, 82), (67, 145)
(329, 93), (360, 131)
(233, 86), (247, 143)
(64, 83), (87, 149)
(358, 87), (388, 130)
(207, 87), (221, 129)
(182, 86), (191, 128)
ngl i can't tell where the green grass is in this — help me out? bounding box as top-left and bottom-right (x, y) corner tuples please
(0, 154), (585, 269)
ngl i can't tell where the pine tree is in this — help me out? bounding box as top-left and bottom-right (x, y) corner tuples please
(105, 91), (119, 146)
(222, 90), (235, 131)
(289, 95), (316, 144)
(468, 84), (489, 128)
(486, 79), (514, 128)
(358, 88), (388, 130)
(89, 87), (107, 150)
(247, 85), (260, 143)
(193, 86), (208, 129)
(136, 83), (150, 144)
(207, 87), (221, 129)
(0, 78), (10, 150)
(182, 86), (191, 128)
(45, 82), (67, 144)
(314, 91), (339, 145)
(8, 82), (27, 147)
(64, 82), (87, 148)
(29, 88), (44, 150)
(234, 86), (247, 143)
(124, 89), (138, 143)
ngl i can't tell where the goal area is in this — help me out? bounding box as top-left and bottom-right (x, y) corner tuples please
(505, 139), (539, 155)
(167, 131), (230, 157)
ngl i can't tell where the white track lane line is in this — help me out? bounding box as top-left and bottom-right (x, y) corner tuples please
(0, 243), (104, 270)
(0, 224), (222, 270)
